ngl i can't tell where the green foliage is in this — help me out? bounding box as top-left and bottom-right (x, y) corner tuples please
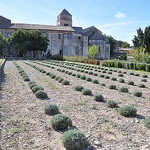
(81, 89), (92, 95)
(35, 90), (48, 98)
(104, 75), (110, 79)
(32, 86), (44, 93)
(55, 76), (61, 80)
(133, 91), (142, 97)
(58, 78), (64, 83)
(119, 105), (137, 117)
(51, 114), (72, 130)
(111, 77), (117, 81)
(44, 104), (59, 115)
(61, 129), (89, 150)
(119, 78), (125, 83)
(141, 79), (147, 82)
(24, 77), (30, 81)
(118, 40), (130, 48)
(119, 54), (127, 60)
(142, 74), (148, 78)
(100, 74), (105, 78)
(92, 79), (99, 84)
(119, 87), (128, 93)
(118, 73), (124, 77)
(108, 84), (116, 89)
(29, 83), (37, 89)
(87, 44), (99, 58)
(94, 94), (104, 102)
(76, 74), (81, 78)
(144, 117), (150, 128)
(93, 73), (98, 76)
(74, 85), (84, 91)
(61, 80), (70, 85)
(137, 83), (145, 88)
(86, 77), (92, 82)
(80, 75), (86, 80)
(0, 33), (7, 55)
(129, 72), (134, 75)
(101, 83), (105, 86)
(144, 26), (150, 52)
(127, 80), (134, 85)
(106, 100), (117, 108)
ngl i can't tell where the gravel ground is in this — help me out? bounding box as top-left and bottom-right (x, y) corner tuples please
(0, 60), (150, 150)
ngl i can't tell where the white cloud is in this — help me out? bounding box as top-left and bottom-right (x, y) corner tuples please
(114, 13), (126, 19)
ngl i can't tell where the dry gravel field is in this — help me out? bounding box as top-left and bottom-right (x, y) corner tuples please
(0, 59), (150, 150)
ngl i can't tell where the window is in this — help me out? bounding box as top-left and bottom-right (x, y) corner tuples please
(59, 50), (62, 55)
(58, 34), (61, 39)
(78, 37), (81, 40)
(99, 47), (101, 53)
(64, 24), (68, 26)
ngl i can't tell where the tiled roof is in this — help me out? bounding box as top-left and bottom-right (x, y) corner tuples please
(0, 23), (74, 32)
(72, 27), (87, 35)
(59, 9), (71, 16)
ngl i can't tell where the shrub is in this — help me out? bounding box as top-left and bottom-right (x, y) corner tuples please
(67, 72), (72, 75)
(100, 74), (105, 78)
(58, 78), (64, 83)
(76, 74), (81, 78)
(141, 79), (147, 82)
(119, 87), (128, 93)
(88, 71), (93, 75)
(123, 71), (127, 74)
(119, 105), (137, 117)
(81, 89), (92, 95)
(92, 79), (99, 84)
(35, 90), (48, 98)
(119, 78), (125, 83)
(134, 73), (140, 76)
(94, 94), (104, 102)
(29, 81), (36, 85)
(42, 70), (46, 73)
(142, 74), (148, 78)
(93, 73), (98, 76)
(111, 77), (117, 81)
(144, 117), (150, 128)
(74, 85), (84, 91)
(61, 129), (89, 150)
(137, 83), (145, 88)
(101, 83), (105, 86)
(51, 114), (72, 130)
(109, 84), (116, 89)
(32, 86), (44, 93)
(51, 74), (56, 79)
(118, 74), (124, 77)
(146, 64), (150, 72)
(46, 72), (51, 75)
(24, 77), (30, 81)
(29, 83), (37, 89)
(133, 91), (142, 97)
(127, 80), (134, 85)
(118, 71), (122, 73)
(44, 104), (59, 115)
(102, 70), (106, 73)
(106, 100), (117, 108)
(55, 76), (61, 80)
(72, 73), (76, 76)
(62, 80), (70, 85)
(108, 71), (112, 74)
(80, 75), (86, 80)
(86, 77), (92, 82)
(129, 72), (134, 75)
(104, 75), (110, 79)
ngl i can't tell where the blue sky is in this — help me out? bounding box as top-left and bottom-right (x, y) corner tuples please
(0, 0), (150, 45)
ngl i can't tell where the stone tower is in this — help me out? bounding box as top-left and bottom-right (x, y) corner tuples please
(57, 9), (72, 27)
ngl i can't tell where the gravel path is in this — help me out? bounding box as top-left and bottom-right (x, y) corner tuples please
(1, 60), (150, 150)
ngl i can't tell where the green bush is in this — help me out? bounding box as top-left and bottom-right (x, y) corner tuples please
(58, 78), (64, 83)
(118, 73), (124, 77)
(51, 74), (56, 79)
(137, 83), (145, 88)
(74, 85), (84, 91)
(109, 84), (116, 89)
(32, 86), (44, 93)
(106, 100), (117, 108)
(104, 75), (110, 79)
(80, 75), (86, 80)
(119, 105), (137, 117)
(141, 79), (147, 82)
(101, 83), (105, 86)
(100, 74), (105, 78)
(72, 73), (76, 76)
(108, 71), (112, 74)
(76, 74), (81, 78)
(86, 77), (92, 82)
(24, 77), (30, 81)
(67, 72), (72, 75)
(61, 129), (89, 150)
(44, 104), (59, 115)
(118, 71), (122, 73)
(55, 76), (61, 80)
(88, 71), (93, 75)
(134, 73), (139, 76)
(62, 80), (70, 85)
(102, 70), (106, 73)
(127, 80), (134, 85)
(94, 94), (104, 102)
(92, 79), (99, 84)
(29, 83), (37, 89)
(93, 73), (98, 76)
(133, 91), (142, 97)
(119, 78), (125, 83)
(144, 117), (150, 128)
(119, 54), (126, 60)
(111, 77), (117, 81)
(129, 72), (134, 75)
(29, 81), (36, 85)
(123, 71), (127, 74)
(146, 64), (150, 72)
(46, 72), (51, 75)
(51, 114), (72, 130)
(142, 74), (148, 78)
(35, 90), (48, 98)
(119, 87), (128, 93)
(81, 89), (92, 95)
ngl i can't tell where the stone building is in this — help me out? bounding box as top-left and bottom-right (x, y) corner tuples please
(0, 9), (112, 59)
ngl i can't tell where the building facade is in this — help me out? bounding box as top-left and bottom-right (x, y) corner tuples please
(0, 9), (112, 59)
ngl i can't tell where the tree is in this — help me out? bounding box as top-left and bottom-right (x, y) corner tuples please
(144, 26), (150, 53)
(88, 44), (99, 59)
(118, 40), (130, 48)
(0, 33), (7, 56)
(137, 28), (144, 47)
(132, 35), (140, 48)
(105, 35), (116, 56)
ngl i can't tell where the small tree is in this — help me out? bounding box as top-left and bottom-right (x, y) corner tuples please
(88, 44), (99, 59)
(0, 33), (7, 56)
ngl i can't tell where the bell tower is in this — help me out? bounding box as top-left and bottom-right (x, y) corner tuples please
(57, 9), (72, 27)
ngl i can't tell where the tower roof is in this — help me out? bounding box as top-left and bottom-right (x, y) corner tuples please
(59, 9), (71, 16)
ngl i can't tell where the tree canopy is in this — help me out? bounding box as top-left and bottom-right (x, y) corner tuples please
(9, 29), (49, 52)
(118, 40), (130, 48)
(0, 33), (7, 56)
(87, 44), (99, 59)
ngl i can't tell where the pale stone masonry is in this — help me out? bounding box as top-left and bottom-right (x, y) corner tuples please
(0, 9), (115, 59)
